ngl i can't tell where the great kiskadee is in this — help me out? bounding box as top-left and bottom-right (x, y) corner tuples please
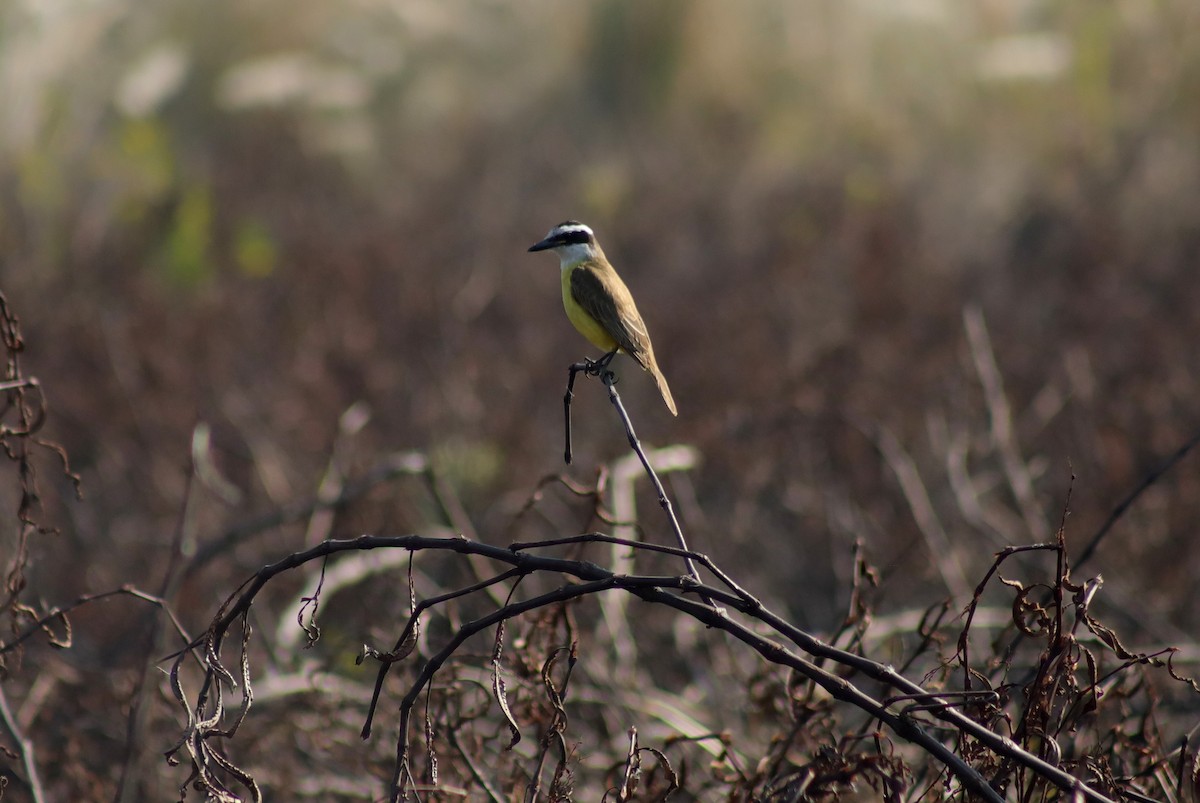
(529, 221), (677, 416)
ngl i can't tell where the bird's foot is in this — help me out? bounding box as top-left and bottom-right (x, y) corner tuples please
(583, 349), (619, 378)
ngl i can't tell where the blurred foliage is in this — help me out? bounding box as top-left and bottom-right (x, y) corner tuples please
(163, 184), (213, 288)
(2, 0), (1200, 798)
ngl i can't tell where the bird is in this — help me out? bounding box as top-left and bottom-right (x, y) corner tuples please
(528, 220), (677, 416)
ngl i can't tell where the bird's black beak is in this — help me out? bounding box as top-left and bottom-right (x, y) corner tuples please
(528, 236), (555, 252)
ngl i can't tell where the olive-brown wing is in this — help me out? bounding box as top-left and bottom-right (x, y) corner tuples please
(570, 263), (653, 370)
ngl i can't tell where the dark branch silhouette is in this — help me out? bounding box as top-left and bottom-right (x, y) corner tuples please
(165, 532), (1150, 803)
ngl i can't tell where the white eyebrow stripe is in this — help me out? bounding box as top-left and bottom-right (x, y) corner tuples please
(551, 223), (593, 237)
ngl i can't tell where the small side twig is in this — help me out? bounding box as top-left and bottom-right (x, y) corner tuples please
(563, 349), (618, 465)
(1074, 425), (1200, 571)
(0, 586), (192, 657)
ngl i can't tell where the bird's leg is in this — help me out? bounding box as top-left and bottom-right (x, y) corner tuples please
(593, 348), (619, 370)
(588, 348), (620, 384)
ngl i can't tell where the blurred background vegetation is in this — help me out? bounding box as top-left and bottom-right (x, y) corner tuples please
(3, 0), (1200, 798)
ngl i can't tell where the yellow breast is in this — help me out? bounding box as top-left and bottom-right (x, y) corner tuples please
(561, 263), (619, 352)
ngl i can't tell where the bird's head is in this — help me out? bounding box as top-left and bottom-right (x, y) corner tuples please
(528, 220), (600, 265)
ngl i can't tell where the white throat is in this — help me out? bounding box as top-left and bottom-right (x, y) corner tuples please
(553, 242), (599, 269)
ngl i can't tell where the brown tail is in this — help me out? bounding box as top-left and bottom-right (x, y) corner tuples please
(646, 357), (677, 416)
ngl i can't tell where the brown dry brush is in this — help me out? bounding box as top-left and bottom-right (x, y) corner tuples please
(946, 503), (1200, 803)
(0, 291), (84, 803)
(1, 290), (1199, 801)
(0, 290), (81, 642)
(162, 375), (1200, 802)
